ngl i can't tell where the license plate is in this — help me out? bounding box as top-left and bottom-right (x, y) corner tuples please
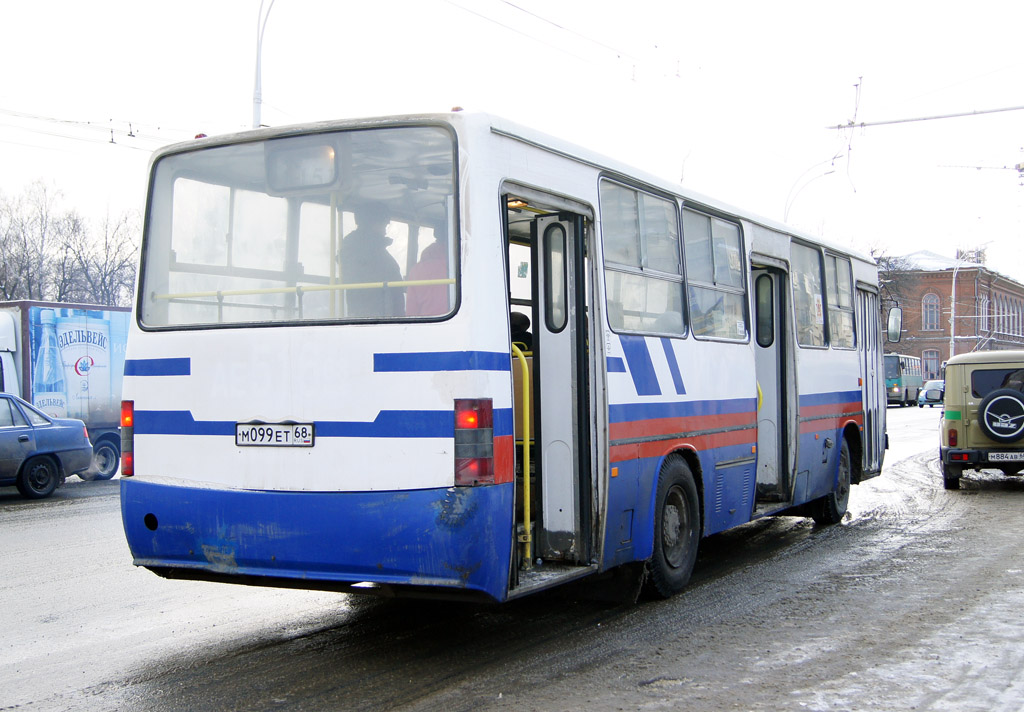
(988, 452), (1024, 462)
(235, 422), (315, 447)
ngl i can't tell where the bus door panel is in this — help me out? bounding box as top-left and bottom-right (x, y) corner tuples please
(533, 214), (586, 561)
(753, 268), (794, 508)
(857, 288), (885, 476)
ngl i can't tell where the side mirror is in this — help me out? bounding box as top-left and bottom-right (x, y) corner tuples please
(886, 307), (903, 343)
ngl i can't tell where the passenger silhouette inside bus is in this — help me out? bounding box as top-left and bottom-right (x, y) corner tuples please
(406, 224), (451, 317)
(511, 311), (533, 352)
(339, 203), (405, 318)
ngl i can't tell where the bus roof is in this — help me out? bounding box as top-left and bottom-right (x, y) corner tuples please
(151, 111), (876, 267)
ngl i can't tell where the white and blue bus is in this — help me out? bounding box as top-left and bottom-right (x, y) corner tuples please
(120, 112), (889, 602)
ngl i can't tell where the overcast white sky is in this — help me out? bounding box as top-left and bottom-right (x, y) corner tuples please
(3, 1), (1023, 280)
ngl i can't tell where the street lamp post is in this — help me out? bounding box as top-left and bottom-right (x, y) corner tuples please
(252, 0), (276, 129)
(949, 261), (962, 359)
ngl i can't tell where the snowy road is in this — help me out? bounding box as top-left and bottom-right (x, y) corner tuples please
(3, 405), (1023, 711)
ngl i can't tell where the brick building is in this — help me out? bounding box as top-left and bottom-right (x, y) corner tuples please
(882, 250), (1024, 380)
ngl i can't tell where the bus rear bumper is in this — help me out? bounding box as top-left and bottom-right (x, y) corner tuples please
(120, 479), (514, 602)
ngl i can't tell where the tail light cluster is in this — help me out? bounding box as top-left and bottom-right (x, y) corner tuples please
(948, 428), (958, 448)
(121, 400), (135, 477)
(454, 398), (494, 486)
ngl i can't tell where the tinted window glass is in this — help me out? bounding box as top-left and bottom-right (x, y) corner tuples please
(683, 208), (747, 340)
(792, 243), (825, 347)
(601, 181), (684, 336)
(972, 368), (1024, 397)
(0, 399), (14, 427)
(142, 126), (457, 327)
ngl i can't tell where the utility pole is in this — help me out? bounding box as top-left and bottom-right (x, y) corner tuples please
(252, 0), (276, 129)
(950, 261), (964, 359)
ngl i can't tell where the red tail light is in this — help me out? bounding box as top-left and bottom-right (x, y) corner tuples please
(121, 400), (134, 477)
(948, 428), (958, 448)
(454, 398), (494, 486)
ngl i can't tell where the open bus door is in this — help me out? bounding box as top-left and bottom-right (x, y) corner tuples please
(505, 191), (594, 596)
(857, 287), (885, 477)
(752, 265), (798, 511)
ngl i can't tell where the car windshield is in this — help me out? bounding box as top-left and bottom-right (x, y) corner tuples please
(141, 125), (458, 328)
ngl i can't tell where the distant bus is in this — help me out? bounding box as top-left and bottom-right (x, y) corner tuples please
(884, 353), (923, 406)
(120, 112), (890, 602)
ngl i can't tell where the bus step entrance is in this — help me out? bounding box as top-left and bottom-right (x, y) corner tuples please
(508, 561), (597, 599)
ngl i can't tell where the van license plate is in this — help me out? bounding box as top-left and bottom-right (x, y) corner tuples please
(988, 452), (1024, 462)
(236, 422), (315, 447)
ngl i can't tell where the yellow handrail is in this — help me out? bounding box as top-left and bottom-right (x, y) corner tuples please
(153, 277), (455, 301)
(510, 343), (532, 569)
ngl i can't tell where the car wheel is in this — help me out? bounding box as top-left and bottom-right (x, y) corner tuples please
(645, 455), (701, 599)
(90, 441), (120, 480)
(812, 439), (851, 525)
(17, 456), (59, 499)
(942, 463), (962, 490)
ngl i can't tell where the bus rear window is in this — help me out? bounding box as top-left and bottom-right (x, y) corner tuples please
(141, 125), (457, 327)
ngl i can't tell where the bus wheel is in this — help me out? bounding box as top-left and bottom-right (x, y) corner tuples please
(812, 439), (851, 525)
(645, 455), (700, 599)
(942, 463), (962, 490)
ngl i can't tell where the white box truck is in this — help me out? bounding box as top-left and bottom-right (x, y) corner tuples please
(0, 301), (130, 480)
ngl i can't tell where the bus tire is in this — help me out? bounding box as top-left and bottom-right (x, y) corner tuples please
(942, 463), (962, 490)
(17, 456), (59, 499)
(645, 455), (700, 599)
(812, 439), (851, 525)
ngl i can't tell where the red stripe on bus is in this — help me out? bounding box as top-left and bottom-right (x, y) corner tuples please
(798, 415), (864, 435)
(609, 411), (756, 441)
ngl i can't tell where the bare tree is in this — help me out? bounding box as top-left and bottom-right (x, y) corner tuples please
(63, 211), (140, 307)
(0, 182), (139, 307)
(872, 249), (917, 310)
(19, 182), (63, 300)
(0, 190), (26, 299)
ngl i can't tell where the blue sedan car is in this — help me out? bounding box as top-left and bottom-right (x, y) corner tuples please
(918, 380), (945, 408)
(0, 393), (93, 499)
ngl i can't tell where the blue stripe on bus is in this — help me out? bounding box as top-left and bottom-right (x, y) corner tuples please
(799, 390), (863, 406)
(607, 357), (627, 373)
(619, 335), (661, 396)
(660, 338), (686, 395)
(134, 407), (515, 439)
(124, 357), (191, 376)
(608, 397), (757, 424)
(374, 351), (511, 372)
